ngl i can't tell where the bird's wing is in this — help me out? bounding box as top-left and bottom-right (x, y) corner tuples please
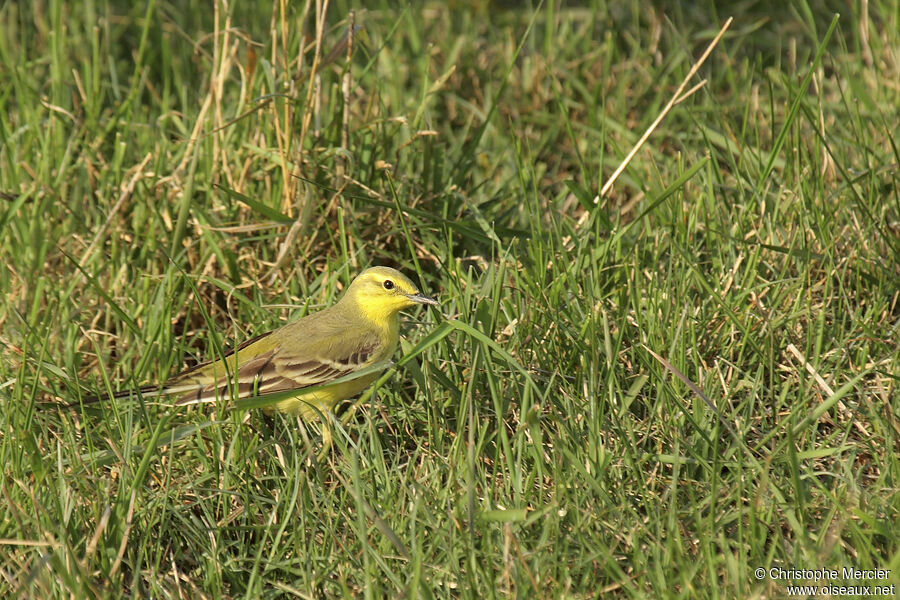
(174, 328), (383, 406)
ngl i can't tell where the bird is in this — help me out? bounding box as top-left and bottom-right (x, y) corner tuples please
(89, 266), (438, 422)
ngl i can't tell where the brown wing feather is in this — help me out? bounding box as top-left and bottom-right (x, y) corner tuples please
(175, 338), (382, 406)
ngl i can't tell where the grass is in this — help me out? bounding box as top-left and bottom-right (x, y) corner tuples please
(2, 0), (899, 597)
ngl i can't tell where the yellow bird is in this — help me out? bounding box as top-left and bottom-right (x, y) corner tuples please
(97, 266), (438, 421)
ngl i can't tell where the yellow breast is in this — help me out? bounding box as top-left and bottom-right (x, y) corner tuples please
(271, 371), (381, 421)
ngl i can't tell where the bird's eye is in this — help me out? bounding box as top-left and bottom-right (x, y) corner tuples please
(383, 280), (395, 290)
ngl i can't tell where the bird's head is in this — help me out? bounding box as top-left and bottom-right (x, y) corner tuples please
(340, 266), (438, 324)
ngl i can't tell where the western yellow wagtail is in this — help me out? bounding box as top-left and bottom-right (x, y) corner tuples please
(88, 266), (438, 421)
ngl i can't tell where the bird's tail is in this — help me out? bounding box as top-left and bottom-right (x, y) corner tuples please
(71, 380), (207, 408)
